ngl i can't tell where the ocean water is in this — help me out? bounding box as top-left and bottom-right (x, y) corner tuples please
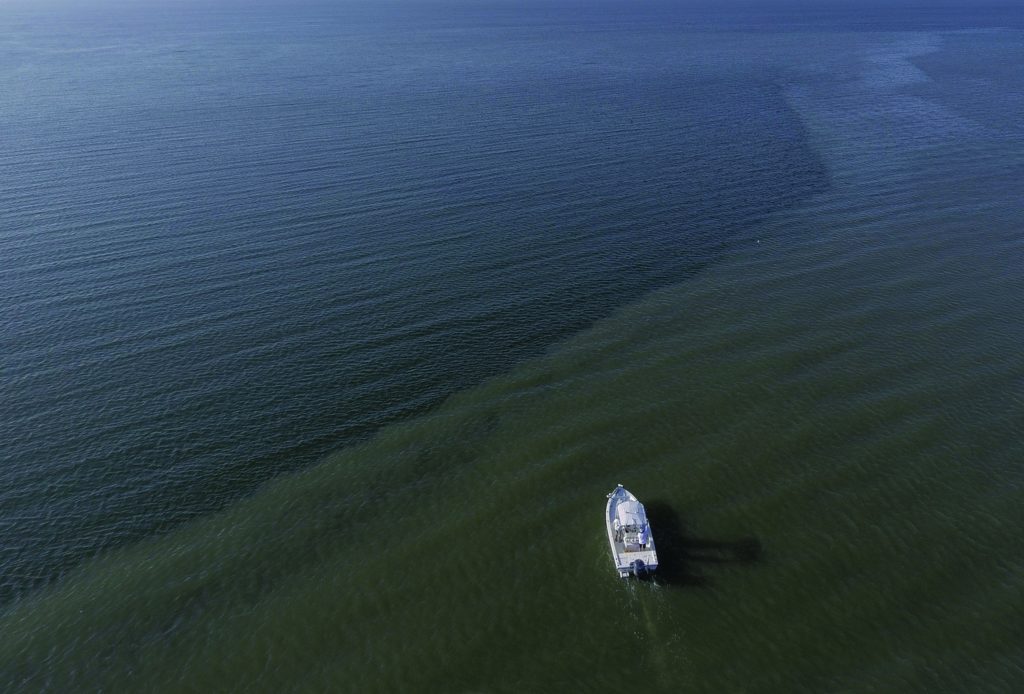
(2, 2), (1023, 691)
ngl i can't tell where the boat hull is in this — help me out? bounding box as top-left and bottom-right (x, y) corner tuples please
(605, 485), (658, 578)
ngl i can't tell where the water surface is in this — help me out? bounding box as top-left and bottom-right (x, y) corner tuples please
(2, 2), (1023, 691)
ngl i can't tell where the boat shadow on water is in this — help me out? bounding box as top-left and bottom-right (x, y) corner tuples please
(640, 501), (762, 588)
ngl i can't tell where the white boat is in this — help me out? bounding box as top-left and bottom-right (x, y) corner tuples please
(606, 484), (658, 577)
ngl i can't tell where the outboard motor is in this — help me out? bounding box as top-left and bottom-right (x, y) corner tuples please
(631, 559), (647, 576)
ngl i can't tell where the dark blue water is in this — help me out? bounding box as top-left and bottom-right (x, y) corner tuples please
(2, 2), (842, 599)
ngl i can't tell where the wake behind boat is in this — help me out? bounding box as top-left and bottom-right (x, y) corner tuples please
(606, 484), (658, 577)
